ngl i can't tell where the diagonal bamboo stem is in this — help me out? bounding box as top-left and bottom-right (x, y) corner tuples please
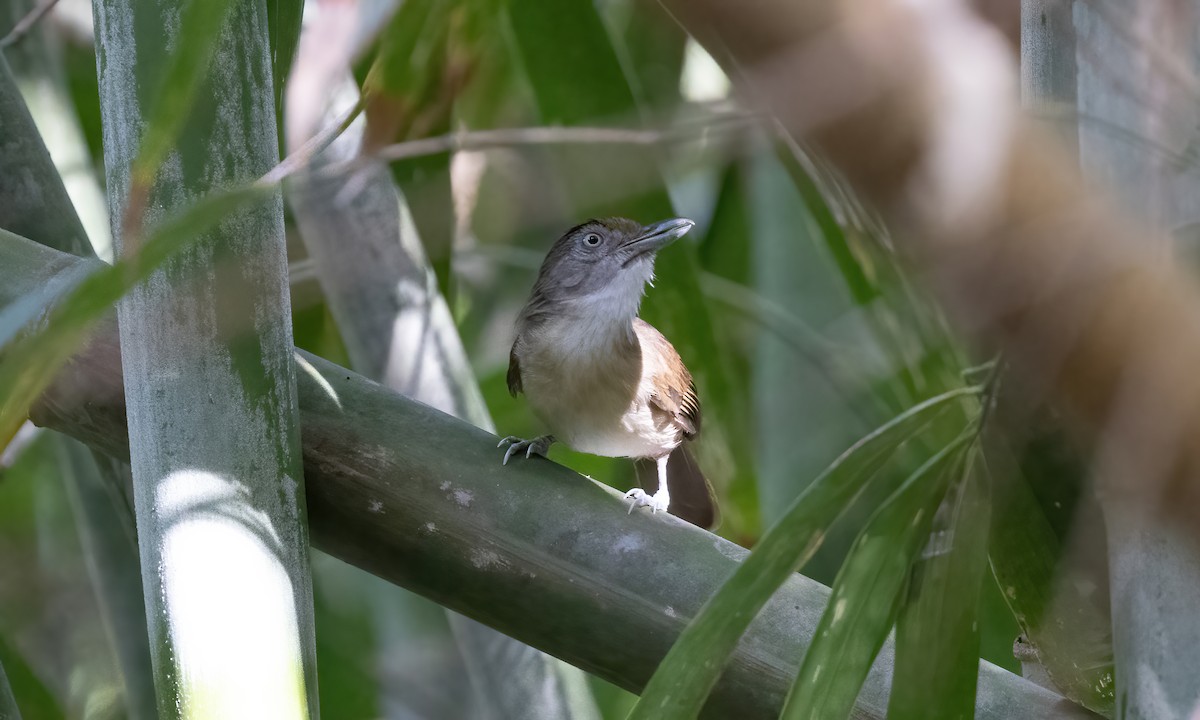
(0, 236), (1098, 720)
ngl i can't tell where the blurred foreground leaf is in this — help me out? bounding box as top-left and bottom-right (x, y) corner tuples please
(0, 637), (56, 720)
(265, 0), (304, 133)
(629, 387), (979, 720)
(985, 429), (1115, 715)
(888, 448), (992, 720)
(782, 431), (976, 720)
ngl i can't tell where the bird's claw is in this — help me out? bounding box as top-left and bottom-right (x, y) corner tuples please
(624, 488), (669, 515)
(497, 435), (553, 465)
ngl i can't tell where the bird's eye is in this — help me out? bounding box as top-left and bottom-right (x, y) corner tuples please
(583, 233), (601, 247)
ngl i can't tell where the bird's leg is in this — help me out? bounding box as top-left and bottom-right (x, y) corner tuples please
(625, 455), (672, 515)
(497, 434), (555, 465)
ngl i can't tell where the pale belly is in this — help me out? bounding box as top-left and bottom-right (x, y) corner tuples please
(522, 361), (679, 460)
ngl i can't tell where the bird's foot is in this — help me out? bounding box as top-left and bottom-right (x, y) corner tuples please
(497, 435), (554, 465)
(624, 488), (670, 515)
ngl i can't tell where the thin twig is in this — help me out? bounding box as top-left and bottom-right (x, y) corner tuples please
(258, 98), (365, 186)
(376, 126), (661, 161)
(338, 111), (759, 172)
(0, 0), (61, 49)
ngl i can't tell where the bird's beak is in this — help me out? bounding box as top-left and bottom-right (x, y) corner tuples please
(621, 218), (694, 261)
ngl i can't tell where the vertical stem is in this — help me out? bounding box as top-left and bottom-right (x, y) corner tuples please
(93, 0), (318, 716)
(1020, 0), (1078, 155)
(0, 0), (114, 261)
(0, 56), (91, 258)
(55, 439), (158, 720)
(1073, 1), (1200, 716)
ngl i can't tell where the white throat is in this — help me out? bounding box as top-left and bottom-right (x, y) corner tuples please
(567, 263), (651, 339)
(527, 264), (651, 359)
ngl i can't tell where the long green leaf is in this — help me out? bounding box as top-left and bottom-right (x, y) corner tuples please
(781, 432), (975, 720)
(627, 387), (978, 720)
(887, 446), (991, 720)
(0, 186), (273, 448)
(985, 429), (1114, 714)
(0, 235), (93, 350)
(364, 0), (447, 287)
(616, 0), (686, 112)
(265, 0), (304, 111)
(0, 638), (56, 720)
(773, 133), (878, 306)
(366, 0), (500, 296)
(695, 161), (777, 529)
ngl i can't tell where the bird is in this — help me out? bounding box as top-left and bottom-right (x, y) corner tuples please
(498, 217), (717, 528)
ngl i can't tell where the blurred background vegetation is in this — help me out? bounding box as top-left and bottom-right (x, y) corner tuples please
(4, 0), (1189, 717)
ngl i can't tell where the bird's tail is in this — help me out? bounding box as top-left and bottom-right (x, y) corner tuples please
(635, 445), (719, 530)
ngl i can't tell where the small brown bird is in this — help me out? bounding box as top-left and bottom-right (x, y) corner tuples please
(499, 217), (717, 528)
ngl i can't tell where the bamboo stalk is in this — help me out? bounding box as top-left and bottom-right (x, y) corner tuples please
(1073, 2), (1200, 716)
(92, 0), (318, 716)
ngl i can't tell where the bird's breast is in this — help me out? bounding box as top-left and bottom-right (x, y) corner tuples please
(515, 321), (679, 459)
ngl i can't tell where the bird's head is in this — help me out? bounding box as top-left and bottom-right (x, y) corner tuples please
(524, 217), (694, 320)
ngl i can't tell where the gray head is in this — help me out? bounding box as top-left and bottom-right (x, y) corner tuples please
(521, 217), (694, 323)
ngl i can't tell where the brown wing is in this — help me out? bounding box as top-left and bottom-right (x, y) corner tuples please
(506, 343), (523, 396)
(634, 319), (701, 439)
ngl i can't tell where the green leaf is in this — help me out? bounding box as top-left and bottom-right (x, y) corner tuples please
(265, 0), (303, 104)
(265, 0), (305, 151)
(774, 133), (967, 414)
(0, 185), (273, 449)
(627, 386), (978, 720)
(0, 234), (93, 349)
(506, 0), (642, 128)
(614, 0), (687, 113)
(0, 635), (57, 720)
(781, 431), (975, 720)
(773, 133), (878, 306)
(887, 446), (991, 720)
(363, 0), (444, 102)
(0, 433), (110, 719)
(984, 429), (1115, 715)
(694, 162), (762, 528)
(698, 163), (752, 284)
(365, 0), (499, 296)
